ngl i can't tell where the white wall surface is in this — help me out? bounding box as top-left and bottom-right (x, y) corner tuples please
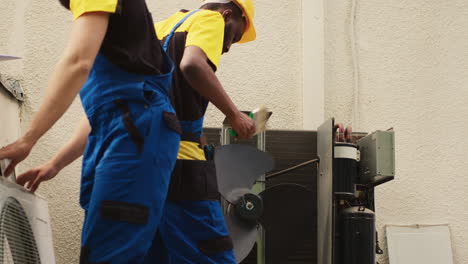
(0, 0), (24, 147)
(0, 88), (20, 148)
(325, 0), (468, 263)
(0, 0), (305, 263)
(303, 0), (324, 130)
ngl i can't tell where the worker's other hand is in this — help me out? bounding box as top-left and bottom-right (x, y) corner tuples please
(229, 111), (256, 139)
(16, 161), (59, 193)
(0, 137), (34, 177)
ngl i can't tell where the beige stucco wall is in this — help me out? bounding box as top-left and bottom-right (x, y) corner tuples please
(0, 0), (23, 148)
(0, 0), (303, 263)
(0, 88), (20, 148)
(4, 0), (466, 262)
(325, 0), (468, 263)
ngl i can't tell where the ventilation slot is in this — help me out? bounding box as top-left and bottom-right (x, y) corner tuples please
(0, 197), (41, 264)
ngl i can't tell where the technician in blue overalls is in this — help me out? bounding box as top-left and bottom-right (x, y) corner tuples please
(0, 0), (183, 262)
(152, 1), (258, 263)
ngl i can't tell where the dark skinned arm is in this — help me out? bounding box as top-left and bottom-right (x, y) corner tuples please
(180, 46), (255, 139)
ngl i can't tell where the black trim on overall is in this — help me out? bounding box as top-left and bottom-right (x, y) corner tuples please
(180, 131), (202, 143)
(80, 247), (110, 264)
(167, 159), (220, 201)
(197, 236), (234, 255)
(114, 99), (145, 152)
(163, 111), (183, 134)
(100, 200), (150, 225)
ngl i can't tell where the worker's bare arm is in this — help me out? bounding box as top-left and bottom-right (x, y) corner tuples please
(0, 12), (109, 176)
(16, 116), (91, 192)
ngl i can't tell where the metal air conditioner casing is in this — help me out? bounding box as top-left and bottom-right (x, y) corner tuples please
(0, 178), (55, 264)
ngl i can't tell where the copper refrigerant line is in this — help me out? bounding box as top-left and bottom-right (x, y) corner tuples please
(335, 123), (353, 143)
(266, 158), (320, 180)
(266, 123), (354, 180)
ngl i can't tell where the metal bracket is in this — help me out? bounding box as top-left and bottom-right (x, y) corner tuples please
(317, 118), (335, 264)
(220, 117), (268, 264)
(0, 74), (25, 102)
(357, 130), (395, 186)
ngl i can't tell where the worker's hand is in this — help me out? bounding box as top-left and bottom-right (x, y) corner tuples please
(16, 161), (59, 193)
(228, 111), (256, 139)
(0, 137), (35, 177)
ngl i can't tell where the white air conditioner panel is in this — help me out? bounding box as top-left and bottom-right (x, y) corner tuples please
(0, 178), (55, 264)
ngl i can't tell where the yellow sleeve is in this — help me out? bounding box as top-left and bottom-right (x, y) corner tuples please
(70, 0), (119, 20)
(186, 11), (225, 68)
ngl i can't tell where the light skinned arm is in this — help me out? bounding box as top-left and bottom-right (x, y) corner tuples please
(0, 12), (109, 177)
(16, 116), (91, 192)
(180, 46), (256, 139)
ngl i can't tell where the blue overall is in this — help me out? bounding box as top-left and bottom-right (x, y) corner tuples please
(79, 32), (180, 262)
(145, 10), (237, 264)
(158, 200), (236, 263)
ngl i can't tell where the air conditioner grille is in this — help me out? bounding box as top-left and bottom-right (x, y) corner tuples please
(0, 197), (41, 264)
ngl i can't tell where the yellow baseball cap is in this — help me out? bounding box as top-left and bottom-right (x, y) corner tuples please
(203, 0), (256, 43)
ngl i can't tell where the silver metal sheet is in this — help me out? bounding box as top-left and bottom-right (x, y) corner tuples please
(317, 118), (334, 264)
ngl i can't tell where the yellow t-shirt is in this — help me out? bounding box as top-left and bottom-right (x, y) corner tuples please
(156, 9), (225, 69)
(70, 0), (120, 20)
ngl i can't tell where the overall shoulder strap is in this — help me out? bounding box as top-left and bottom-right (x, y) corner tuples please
(163, 9), (203, 52)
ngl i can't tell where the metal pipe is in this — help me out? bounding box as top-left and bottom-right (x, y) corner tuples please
(266, 158), (320, 180)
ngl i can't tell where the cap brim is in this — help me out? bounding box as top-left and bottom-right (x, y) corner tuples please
(238, 22), (256, 43)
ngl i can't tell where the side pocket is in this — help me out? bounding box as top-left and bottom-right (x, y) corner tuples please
(163, 111), (183, 134)
(114, 100), (145, 152)
(197, 236), (234, 256)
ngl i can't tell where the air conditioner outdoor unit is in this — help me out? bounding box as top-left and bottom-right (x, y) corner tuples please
(0, 54), (55, 263)
(0, 176), (55, 264)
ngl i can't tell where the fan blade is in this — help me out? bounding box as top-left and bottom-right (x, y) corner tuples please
(225, 203), (259, 263)
(259, 184), (315, 264)
(214, 144), (274, 203)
